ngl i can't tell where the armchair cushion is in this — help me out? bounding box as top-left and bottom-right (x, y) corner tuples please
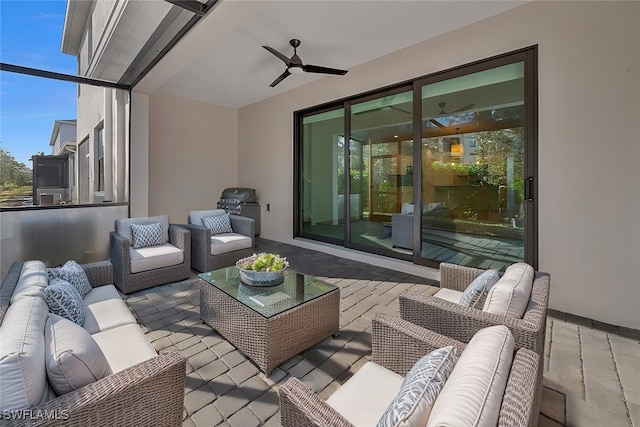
(326, 361), (403, 426)
(131, 222), (165, 249)
(426, 325), (515, 427)
(115, 215), (170, 246)
(48, 260), (92, 298)
(483, 263), (534, 318)
(459, 269), (500, 309)
(203, 214), (233, 235)
(433, 288), (463, 304)
(45, 314), (112, 395)
(129, 243), (184, 274)
(189, 209), (226, 226)
(210, 233), (253, 256)
(378, 345), (458, 427)
(43, 279), (86, 325)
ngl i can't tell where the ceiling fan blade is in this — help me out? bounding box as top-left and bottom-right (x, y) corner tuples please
(428, 119), (446, 128)
(302, 64), (348, 75)
(269, 70), (291, 87)
(263, 46), (293, 67)
(453, 103), (475, 113)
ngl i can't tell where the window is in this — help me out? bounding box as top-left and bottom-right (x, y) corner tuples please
(295, 47), (538, 270)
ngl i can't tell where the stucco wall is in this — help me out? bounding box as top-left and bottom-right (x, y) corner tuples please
(147, 92), (238, 224)
(236, 1), (640, 329)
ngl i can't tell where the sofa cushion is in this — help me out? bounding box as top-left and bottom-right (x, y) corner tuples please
(131, 222), (165, 249)
(202, 214), (234, 235)
(459, 269), (500, 309)
(210, 233), (253, 256)
(115, 215), (170, 246)
(378, 346), (458, 427)
(129, 243), (184, 274)
(83, 285), (137, 334)
(45, 314), (112, 395)
(0, 297), (49, 410)
(91, 324), (157, 373)
(47, 260), (92, 298)
(44, 279), (86, 325)
(426, 325), (515, 427)
(433, 288), (463, 304)
(326, 361), (404, 426)
(483, 263), (534, 318)
(11, 261), (48, 303)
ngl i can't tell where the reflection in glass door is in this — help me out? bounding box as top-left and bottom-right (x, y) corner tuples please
(300, 108), (345, 244)
(418, 61), (527, 270)
(349, 89), (413, 257)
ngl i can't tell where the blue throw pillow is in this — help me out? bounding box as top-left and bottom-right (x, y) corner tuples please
(47, 260), (92, 298)
(44, 278), (86, 325)
(377, 346), (458, 427)
(459, 269), (500, 309)
(202, 214), (233, 235)
(131, 222), (165, 249)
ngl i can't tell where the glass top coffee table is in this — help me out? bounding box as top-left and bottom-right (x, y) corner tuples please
(198, 267), (340, 375)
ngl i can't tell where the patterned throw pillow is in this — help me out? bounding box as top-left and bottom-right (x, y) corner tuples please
(459, 269), (500, 309)
(377, 346), (459, 427)
(47, 260), (92, 298)
(131, 222), (165, 249)
(202, 214), (233, 235)
(43, 278), (86, 325)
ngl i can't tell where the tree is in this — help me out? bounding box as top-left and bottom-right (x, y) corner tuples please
(0, 148), (33, 189)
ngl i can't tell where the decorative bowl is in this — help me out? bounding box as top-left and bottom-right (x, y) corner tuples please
(237, 267), (286, 286)
(235, 253), (289, 286)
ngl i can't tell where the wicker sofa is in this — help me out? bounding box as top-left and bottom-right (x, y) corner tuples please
(0, 260), (186, 427)
(110, 215), (191, 294)
(399, 262), (550, 355)
(279, 313), (542, 427)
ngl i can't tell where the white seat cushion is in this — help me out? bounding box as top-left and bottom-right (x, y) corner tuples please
(91, 324), (157, 373)
(433, 288), (463, 304)
(326, 361), (403, 426)
(45, 314), (112, 395)
(426, 325), (515, 427)
(0, 297), (49, 410)
(483, 263), (534, 318)
(210, 233), (253, 256)
(83, 285), (137, 334)
(11, 261), (48, 303)
(130, 243), (184, 273)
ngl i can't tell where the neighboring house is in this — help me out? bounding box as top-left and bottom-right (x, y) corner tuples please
(31, 120), (77, 205)
(61, 2), (131, 204)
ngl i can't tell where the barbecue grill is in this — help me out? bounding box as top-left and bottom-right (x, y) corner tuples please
(217, 188), (260, 236)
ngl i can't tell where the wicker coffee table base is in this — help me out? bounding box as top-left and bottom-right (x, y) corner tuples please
(199, 280), (340, 375)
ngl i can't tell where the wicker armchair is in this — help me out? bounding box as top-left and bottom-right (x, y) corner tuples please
(399, 262), (550, 355)
(183, 209), (255, 273)
(279, 313), (542, 427)
(110, 215), (191, 294)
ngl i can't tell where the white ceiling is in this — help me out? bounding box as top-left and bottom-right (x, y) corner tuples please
(135, 0), (528, 109)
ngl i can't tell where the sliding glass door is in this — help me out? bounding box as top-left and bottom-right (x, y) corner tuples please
(295, 47), (537, 269)
(348, 89), (413, 257)
(415, 54), (535, 269)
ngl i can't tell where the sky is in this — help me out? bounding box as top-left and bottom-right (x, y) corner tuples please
(0, 0), (77, 167)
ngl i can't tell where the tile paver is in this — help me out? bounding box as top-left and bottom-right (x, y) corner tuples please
(120, 237), (639, 427)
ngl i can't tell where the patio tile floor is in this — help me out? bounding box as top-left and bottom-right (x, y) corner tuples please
(122, 238), (639, 427)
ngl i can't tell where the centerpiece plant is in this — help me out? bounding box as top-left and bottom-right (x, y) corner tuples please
(237, 253), (289, 272)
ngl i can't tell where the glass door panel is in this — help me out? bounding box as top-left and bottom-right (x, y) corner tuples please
(419, 62), (526, 270)
(300, 108), (345, 243)
(349, 90), (413, 256)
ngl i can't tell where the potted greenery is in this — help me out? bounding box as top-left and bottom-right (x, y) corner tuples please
(236, 253), (289, 286)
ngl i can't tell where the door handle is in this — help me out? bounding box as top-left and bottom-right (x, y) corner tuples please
(527, 177), (534, 202)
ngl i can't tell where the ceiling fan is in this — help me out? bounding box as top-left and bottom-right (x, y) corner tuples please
(428, 102), (475, 128)
(262, 39), (348, 87)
